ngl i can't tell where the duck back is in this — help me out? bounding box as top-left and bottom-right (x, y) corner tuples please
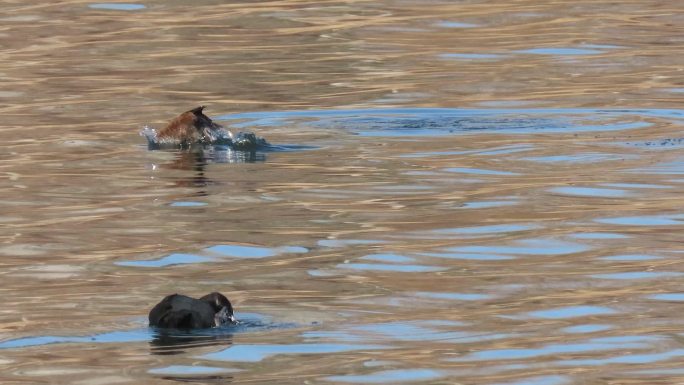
(149, 294), (216, 329)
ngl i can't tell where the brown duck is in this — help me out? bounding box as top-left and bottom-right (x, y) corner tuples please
(156, 106), (225, 145)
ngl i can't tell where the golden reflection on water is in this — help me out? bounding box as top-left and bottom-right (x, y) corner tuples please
(1, 0), (684, 384)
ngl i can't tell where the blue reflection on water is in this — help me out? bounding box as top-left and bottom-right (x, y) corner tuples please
(200, 343), (389, 362)
(116, 253), (214, 268)
(524, 153), (635, 163)
(430, 224), (537, 236)
(516, 48), (603, 55)
(549, 186), (629, 198)
(527, 306), (616, 319)
(647, 293), (684, 301)
(557, 349), (684, 366)
(205, 244), (308, 258)
(402, 144), (533, 158)
(461, 200), (519, 209)
(414, 292), (492, 301)
(599, 254), (663, 261)
(360, 254), (415, 263)
(448, 238), (589, 256)
(591, 272), (684, 280)
(303, 320), (508, 345)
(217, 108), (676, 137)
(0, 313), (274, 350)
(149, 365), (240, 376)
(493, 375), (571, 385)
(326, 368), (445, 383)
(459, 336), (659, 361)
(601, 183), (671, 189)
(436, 21), (479, 28)
(337, 263), (445, 273)
(169, 201), (208, 207)
(440, 53), (504, 60)
(421, 251), (515, 260)
(318, 239), (386, 248)
(351, 322), (468, 342)
(0, 330), (151, 349)
(562, 324), (613, 334)
(568, 232), (628, 240)
(595, 214), (684, 226)
(117, 244), (308, 267)
(444, 167), (519, 176)
(88, 3), (146, 10)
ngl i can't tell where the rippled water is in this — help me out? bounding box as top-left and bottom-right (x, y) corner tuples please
(1, 0), (684, 384)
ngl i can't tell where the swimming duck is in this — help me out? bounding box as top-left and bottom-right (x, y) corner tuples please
(149, 292), (238, 329)
(155, 106), (227, 145)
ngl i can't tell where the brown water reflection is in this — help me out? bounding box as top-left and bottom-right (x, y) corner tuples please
(1, 0), (684, 384)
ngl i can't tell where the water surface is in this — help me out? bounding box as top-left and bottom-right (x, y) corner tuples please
(1, 0), (683, 384)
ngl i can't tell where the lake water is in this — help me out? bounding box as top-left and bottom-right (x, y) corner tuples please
(1, 1), (684, 384)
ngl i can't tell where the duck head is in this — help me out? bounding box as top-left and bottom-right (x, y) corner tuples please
(200, 292), (238, 326)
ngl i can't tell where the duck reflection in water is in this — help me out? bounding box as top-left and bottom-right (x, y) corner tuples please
(150, 328), (235, 356)
(158, 144), (265, 191)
